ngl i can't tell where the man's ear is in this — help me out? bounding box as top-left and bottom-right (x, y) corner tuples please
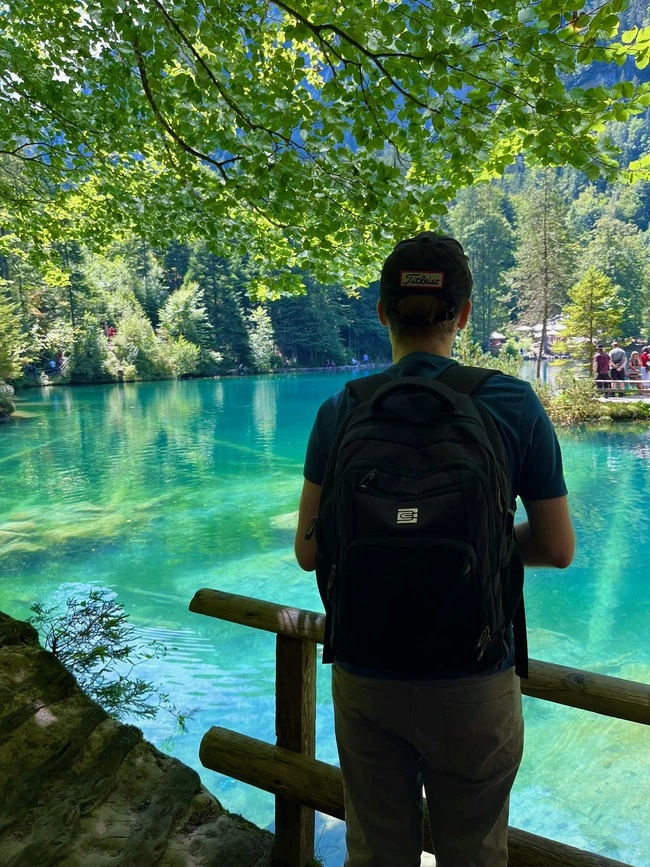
(377, 298), (388, 327)
(457, 298), (472, 331)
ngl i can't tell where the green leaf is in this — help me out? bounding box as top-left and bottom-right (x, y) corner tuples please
(621, 27), (639, 44)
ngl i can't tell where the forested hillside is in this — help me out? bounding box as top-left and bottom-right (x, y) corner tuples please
(3, 147), (649, 384)
(2, 1), (650, 392)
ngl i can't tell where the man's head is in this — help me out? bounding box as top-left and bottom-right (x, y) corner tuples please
(611, 341), (618, 348)
(379, 232), (472, 342)
(596, 344), (604, 352)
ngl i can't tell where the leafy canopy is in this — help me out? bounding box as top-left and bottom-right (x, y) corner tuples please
(2, 0), (650, 292)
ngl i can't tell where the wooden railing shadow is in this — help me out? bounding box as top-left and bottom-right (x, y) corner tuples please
(190, 588), (649, 867)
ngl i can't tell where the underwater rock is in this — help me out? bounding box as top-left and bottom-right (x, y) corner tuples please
(0, 611), (274, 867)
(269, 511), (299, 531)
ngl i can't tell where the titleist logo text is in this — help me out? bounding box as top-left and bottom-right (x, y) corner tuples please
(399, 270), (444, 288)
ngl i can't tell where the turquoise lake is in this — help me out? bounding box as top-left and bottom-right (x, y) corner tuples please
(1, 372), (649, 866)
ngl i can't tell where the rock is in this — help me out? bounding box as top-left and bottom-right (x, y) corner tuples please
(0, 610), (274, 867)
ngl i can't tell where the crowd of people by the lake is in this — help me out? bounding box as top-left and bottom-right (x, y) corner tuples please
(593, 341), (650, 395)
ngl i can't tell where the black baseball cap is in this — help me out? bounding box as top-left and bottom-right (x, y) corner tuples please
(379, 232), (472, 322)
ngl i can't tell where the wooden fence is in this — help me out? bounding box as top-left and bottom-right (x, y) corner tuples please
(190, 588), (649, 867)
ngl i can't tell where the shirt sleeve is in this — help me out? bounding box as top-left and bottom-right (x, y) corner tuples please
(517, 386), (568, 501)
(303, 395), (340, 485)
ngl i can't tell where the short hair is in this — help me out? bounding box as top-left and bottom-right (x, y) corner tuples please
(385, 295), (458, 341)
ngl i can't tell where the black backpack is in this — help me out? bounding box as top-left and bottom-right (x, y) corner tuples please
(314, 365), (527, 678)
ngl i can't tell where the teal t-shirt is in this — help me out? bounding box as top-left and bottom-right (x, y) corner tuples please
(304, 352), (568, 502)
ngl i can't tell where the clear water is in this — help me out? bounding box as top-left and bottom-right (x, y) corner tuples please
(1, 373), (648, 866)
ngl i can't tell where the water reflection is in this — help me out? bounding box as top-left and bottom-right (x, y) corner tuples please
(252, 378), (278, 453)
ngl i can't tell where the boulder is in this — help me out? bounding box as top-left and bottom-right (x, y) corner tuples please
(0, 611), (274, 867)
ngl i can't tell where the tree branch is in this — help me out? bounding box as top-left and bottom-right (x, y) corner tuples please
(132, 36), (233, 181)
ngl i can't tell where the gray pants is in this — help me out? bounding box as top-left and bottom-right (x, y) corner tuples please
(332, 664), (524, 867)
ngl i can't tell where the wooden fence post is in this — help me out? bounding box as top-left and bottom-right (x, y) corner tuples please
(274, 635), (317, 866)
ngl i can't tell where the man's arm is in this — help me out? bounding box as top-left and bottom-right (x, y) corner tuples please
(515, 496), (575, 568)
(294, 478), (321, 572)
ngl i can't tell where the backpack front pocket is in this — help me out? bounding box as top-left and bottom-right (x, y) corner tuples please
(334, 537), (491, 674)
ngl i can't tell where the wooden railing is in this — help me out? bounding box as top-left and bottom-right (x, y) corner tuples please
(190, 588), (650, 867)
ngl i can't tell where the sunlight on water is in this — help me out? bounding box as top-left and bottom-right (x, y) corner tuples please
(1, 372), (649, 866)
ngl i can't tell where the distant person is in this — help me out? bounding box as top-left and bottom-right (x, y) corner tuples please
(640, 346), (650, 388)
(592, 344), (611, 392)
(609, 341), (627, 393)
(351, 356), (358, 366)
(627, 351), (643, 390)
(107, 326), (116, 339)
(362, 353), (368, 364)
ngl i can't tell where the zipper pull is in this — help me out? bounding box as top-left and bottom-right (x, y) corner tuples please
(304, 515), (318, 540)
(326, 564), (337, 600)
(475, 626), (491, 661)
(358, 469), (378, 491)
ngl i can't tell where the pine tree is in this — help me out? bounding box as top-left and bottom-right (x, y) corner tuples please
(0, 286), (28, 380)
(183, 243), (250, 367)
(122, 239), (169, 325)
(509, 170), (576, 377)
(447, 185), (515, 348)
(584, 216), (650, 339)
(158, 283), (211, 346)
(555, 268), (623, 366)
(271, 278), (347, 365)
(247, 307), (275, 373)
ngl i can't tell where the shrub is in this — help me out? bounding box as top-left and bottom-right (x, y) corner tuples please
(66, 314), (114, 383)
(30, 589), (186, 728)
(605, 401), (650, 420)
(544, 370), (606, 425)
(165, 335), (201, 377)
(109, 310), (173, 380)
(158, 283), (212, 348)
(453, 327), (520, 377)
(0, 381), (15, 418)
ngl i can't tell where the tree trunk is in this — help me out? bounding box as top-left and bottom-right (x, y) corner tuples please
(536, 174), (550, 380)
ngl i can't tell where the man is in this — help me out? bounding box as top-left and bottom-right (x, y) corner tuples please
(609, 341), (627, 393)
(295, 232), (575, 867)
(592, 344), (611, 393)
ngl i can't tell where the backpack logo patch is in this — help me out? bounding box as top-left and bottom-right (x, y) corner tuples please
(396, 508), (419, 524)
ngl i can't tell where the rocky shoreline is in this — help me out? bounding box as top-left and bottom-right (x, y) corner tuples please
(0, 612), (274, 867)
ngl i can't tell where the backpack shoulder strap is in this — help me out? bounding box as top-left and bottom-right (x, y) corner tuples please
(439, 365), (507, 465)
(441, 364), (529, 679)
(437, 363), (499, 395)
(345, 372), (391, 402)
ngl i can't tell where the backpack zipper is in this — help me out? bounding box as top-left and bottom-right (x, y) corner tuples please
(305, 515), (318, 540)
(475, 625), (491, 661)
(326, 564), (337, 600)
(358, 469), (378, 491)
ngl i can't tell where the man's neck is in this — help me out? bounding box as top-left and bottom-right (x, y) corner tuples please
(391, 340), (454, 364)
